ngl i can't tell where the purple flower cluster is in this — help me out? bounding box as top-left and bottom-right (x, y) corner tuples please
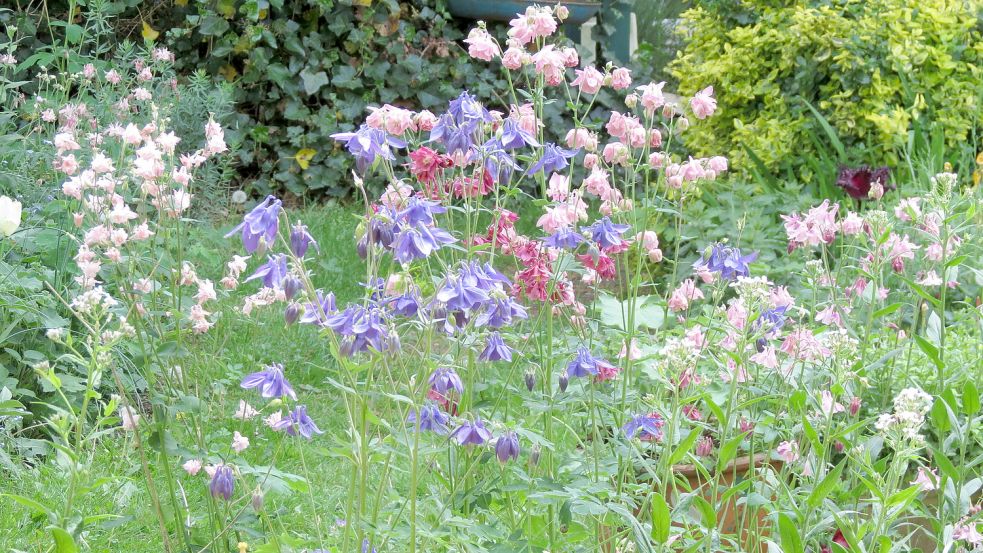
(527, 143), (578, 175)
(450, 418), (493, 446)
(330, 124), (407, 173)
(407, 402), (450, 434)
(324, 304), (398, 356)
(241, 362), (297, 401)
(431, 262), (527, 334)
(272, 405), (324, 439)
(209, 465), (235, 500)
(431, 91), (492, 154)
(566, 347), (616, 379)
(359, 199), (457, 264)
(245, 253), (289, 288)
(226, 195), (282, 253)
(694, 243), (758, 280)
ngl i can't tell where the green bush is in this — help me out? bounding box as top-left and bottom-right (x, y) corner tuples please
(669, 0), (983, 181)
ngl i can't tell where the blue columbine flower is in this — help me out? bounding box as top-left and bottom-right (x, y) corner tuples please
(582, 217), (631, 250)
(495, 431), (520, 463)
(480, 139), (521, 184)
(566, 347), (616, 379)
(209, 465), (235, 500)
(289, 223), (318, 257)
(398, 198), (447, 226)
(543, 227), (585, 249)
(245, 253), (289, 289)
(388, 293), (420, 318)
(361, 538), (377, 553)
(450, 418), (492, 446)
(480, 332), (513, 362)
(407, 402), (450, 434)
(499, 119), (540, 150)
(299, 290), (337, 326)
(436, 274), (490, 312)
(428, 367), (464, 396)
(754, 305), (789, 338)
(430, 114), (480, 155)
(694, 243), (758, 280)
(622, 413), (666, 441)
(448, 90), (493, 124)
(474, 296), (528, 329)
(324, 304), (394, 355)
(330, 124), (406, 173)
(392, 223), (456, 264)
(273, 405), (323, 439)
(225, 195), (282, 253)
(526, 143), (579, 175)
(241, 362), (297, 401)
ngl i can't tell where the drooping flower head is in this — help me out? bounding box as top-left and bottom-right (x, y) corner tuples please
(836, 165), (892, 200)
(225, 195), (282, 253)
(245, 253), (289, 288)
(407, 402), (450, 434)
(428, 367), (464, 396)
(495, 431), (520, 463)
(289, 222), (318, 257)
(324, 304), (396, 356)
(272, 405), (323, 439)
(450, 418), (493, 446)
(241, 362), (298, 401)
(582, 216), (631, 250)
(499, 118), (540, 150)
(480, 331), (513, 362)
(694, 243), (758, 281)
(527, 143), (579, 175)
(566, 347), (617, 379)
(209, 465), (235, 500)
(543, 227), (585, 250)
(330, 124), (407, 173)
(622, 412), (665, 441)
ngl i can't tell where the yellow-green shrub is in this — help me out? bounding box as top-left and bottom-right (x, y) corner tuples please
(669, 0), (982, 179)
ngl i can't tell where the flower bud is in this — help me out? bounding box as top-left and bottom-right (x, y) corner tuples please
(849, 396), (861, 416)
(283, 275), (301, 300)
(529, 444), (541, 466)
(524, 371), (536, 392)
(695, 435), (714, 457)
(284, 303), (302, 325)
(251, 488), (264, 513)
(558, 373), (569, 393)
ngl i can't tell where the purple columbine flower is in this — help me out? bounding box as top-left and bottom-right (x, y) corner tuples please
(430, 114), (480, 155)
(392, 223), (456, 264)
(388, 293), (420, 318)
(361, 538), (377, 553)
(836, 165), (892, 200)
(282, 275), (302, 300)
(241, 362), (298, 400)
(289, 223), (318, 257)
(450, 418), (492, 446)
(474, 296), (528, 329)
(324, 304), (393, 355)
(245, 253), (289, 289)
(582, 217), (631, 250)
(480, 332), (513, 362)
(462, 261), (512, 290)
(330, 124), (406, 173)
(543, 227), (585, 249)
(299, 290), (337, 326)
(694, 243), (757, 280)
(398, 198), (447, 226)
(495, 431), (520, 463)
(284, 303), (302, 325)
(273, 405), (323, 439)
(481, 140), (521, 185)
(622, 412), (666, 441)
(566, 347), (616, 379)
(448, 90), (493, 124)
(526, 143), (579, 175)
(436, 274), (490, 312)
(428, 367), (464, 396)
(407, 402), (450, 434)
(209, 465), (235, 500)
(499, 119), (539, 150)
(225, 195), (282, 253)
(754, 305), (789, 338)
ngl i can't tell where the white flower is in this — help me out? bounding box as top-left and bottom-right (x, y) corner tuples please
(120, 405), (141, 431)
(182, 459), (203, 476)
(0, 195), (23, 237)
(231, 431), (249, 453)
(234, 400), (258, 420)
(231, 190), (248, 204)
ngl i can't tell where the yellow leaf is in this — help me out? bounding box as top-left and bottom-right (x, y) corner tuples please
(142, 21), (160, 42)
(219, 64), (238, 82)
(295, 148), (317, 170)
(354, 0), (372, 5)
(175, 0), (188, 5)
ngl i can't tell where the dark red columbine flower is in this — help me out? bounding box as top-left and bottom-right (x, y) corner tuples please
(821, 529), (851, 552)
(836, 165), (892, 200)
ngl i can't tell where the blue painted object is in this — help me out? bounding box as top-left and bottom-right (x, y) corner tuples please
(447, 0), (602, 25)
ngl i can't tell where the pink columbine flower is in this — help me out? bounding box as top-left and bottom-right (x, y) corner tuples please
(750, 346), (780, 370)
(183, 459), (203, 476)
(776, 440), (799, 463)
(546, 173), (570, 201)
(464, 27), (500, 62)
(572, 66), (604, 94)
(565, 128), (596, 151)
(618, 339), (641, 361)
(610, 67), (632, 90)
(668, 279), (704, 312)
(911, 467), (938, 492)
(690, 86), (717, 119)
(636, 81), (666, 114)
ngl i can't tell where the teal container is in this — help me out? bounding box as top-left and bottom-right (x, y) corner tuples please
(446, 0), (602, 25)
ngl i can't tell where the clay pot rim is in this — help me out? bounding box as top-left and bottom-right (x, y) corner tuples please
(673, 452), (780, 478)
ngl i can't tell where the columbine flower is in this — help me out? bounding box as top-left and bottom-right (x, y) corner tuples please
(407, 402), (450, 434)
(392, 223), (456, 263)
(480, 332), (513, 362)
(543, 227), (585, 249)
(689, 86), (716, 119)
(450, 419), (493, 446)
(289, 223), (318, 257)
(182, 459), (203, 476)
(240, 362), (297, 401)
(694, 243), (757, 280)
(495, 431), (520, 463)
(324, 304), (395, 355)
(911, 467), (938, 492)
(245, 254), (288, 288)
(226, 195), (282, 253)
(209, 465), (235, 500)
(776, 440), (799, 463)
(231, 431), (250, 453)
(582, 217), (630, 250)
(836, 166), (891, 200)
(526, 143), (578, 175)
(622, 412), (665, 441)
(428, 367), (464, 396)
(331, 124), (407, 173)
(273, 405), (323, 439)
(566, 347), (616, 379)
(499, 118), (540, 150)
(234, 400), (259, 420)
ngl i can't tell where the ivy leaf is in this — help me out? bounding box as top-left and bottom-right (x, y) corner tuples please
(301, 70), (330, 95)
(199, 14), (230, 37)
(331, 66), (362, 90)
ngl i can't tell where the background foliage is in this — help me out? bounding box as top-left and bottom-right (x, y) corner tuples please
(669, 0), (983, 182)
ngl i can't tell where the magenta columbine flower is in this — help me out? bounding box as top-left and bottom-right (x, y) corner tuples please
(209, 465), (235, 500)
(245, 254), (289, 288)
(582, 217), (630, 250)
(836, 165), (891, 200)
(289, 222), (318, 257)
(495, 431), (520, 463)
(526, 142), (579, 175)
(450, 418), (493, 446)
(694, 243), (757, 280)
(226, 195), (282, 253)
(480, 332), (513, 362)
(241, 362), (297, 401)
(428, 367), (464, 396)
(622, 412), (665, 441)
(273, 405), (323, 439)
(407, 402), (450, 434)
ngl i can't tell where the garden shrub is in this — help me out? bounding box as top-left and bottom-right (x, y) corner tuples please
(669, 0), (983, 181)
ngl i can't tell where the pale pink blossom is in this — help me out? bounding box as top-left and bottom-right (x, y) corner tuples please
(546, 173), (570, 201)
(911, 467), (938, 492)
(183, 459), (203, 476)
(414, 110), (438, 131)
(610, 67), (632, 90)
(776, 440), (799, 463)
(464, 27), (500, 62)
(501, 47), (525, 70)
(636, 81), (665, 114)
(618, 339), (641, 361)
(668, 279), (704, 312)
(231, 431), (250, 453)
(565, 128), (596, 151)
(689, 86), (717, 119)
(750, 346), (779, 370)
(571, 66), (604, 94)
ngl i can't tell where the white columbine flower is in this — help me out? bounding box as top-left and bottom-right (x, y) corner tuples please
(0, 195), (22, 237)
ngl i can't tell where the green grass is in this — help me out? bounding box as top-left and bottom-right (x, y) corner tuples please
(1, 203), (367, 552)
